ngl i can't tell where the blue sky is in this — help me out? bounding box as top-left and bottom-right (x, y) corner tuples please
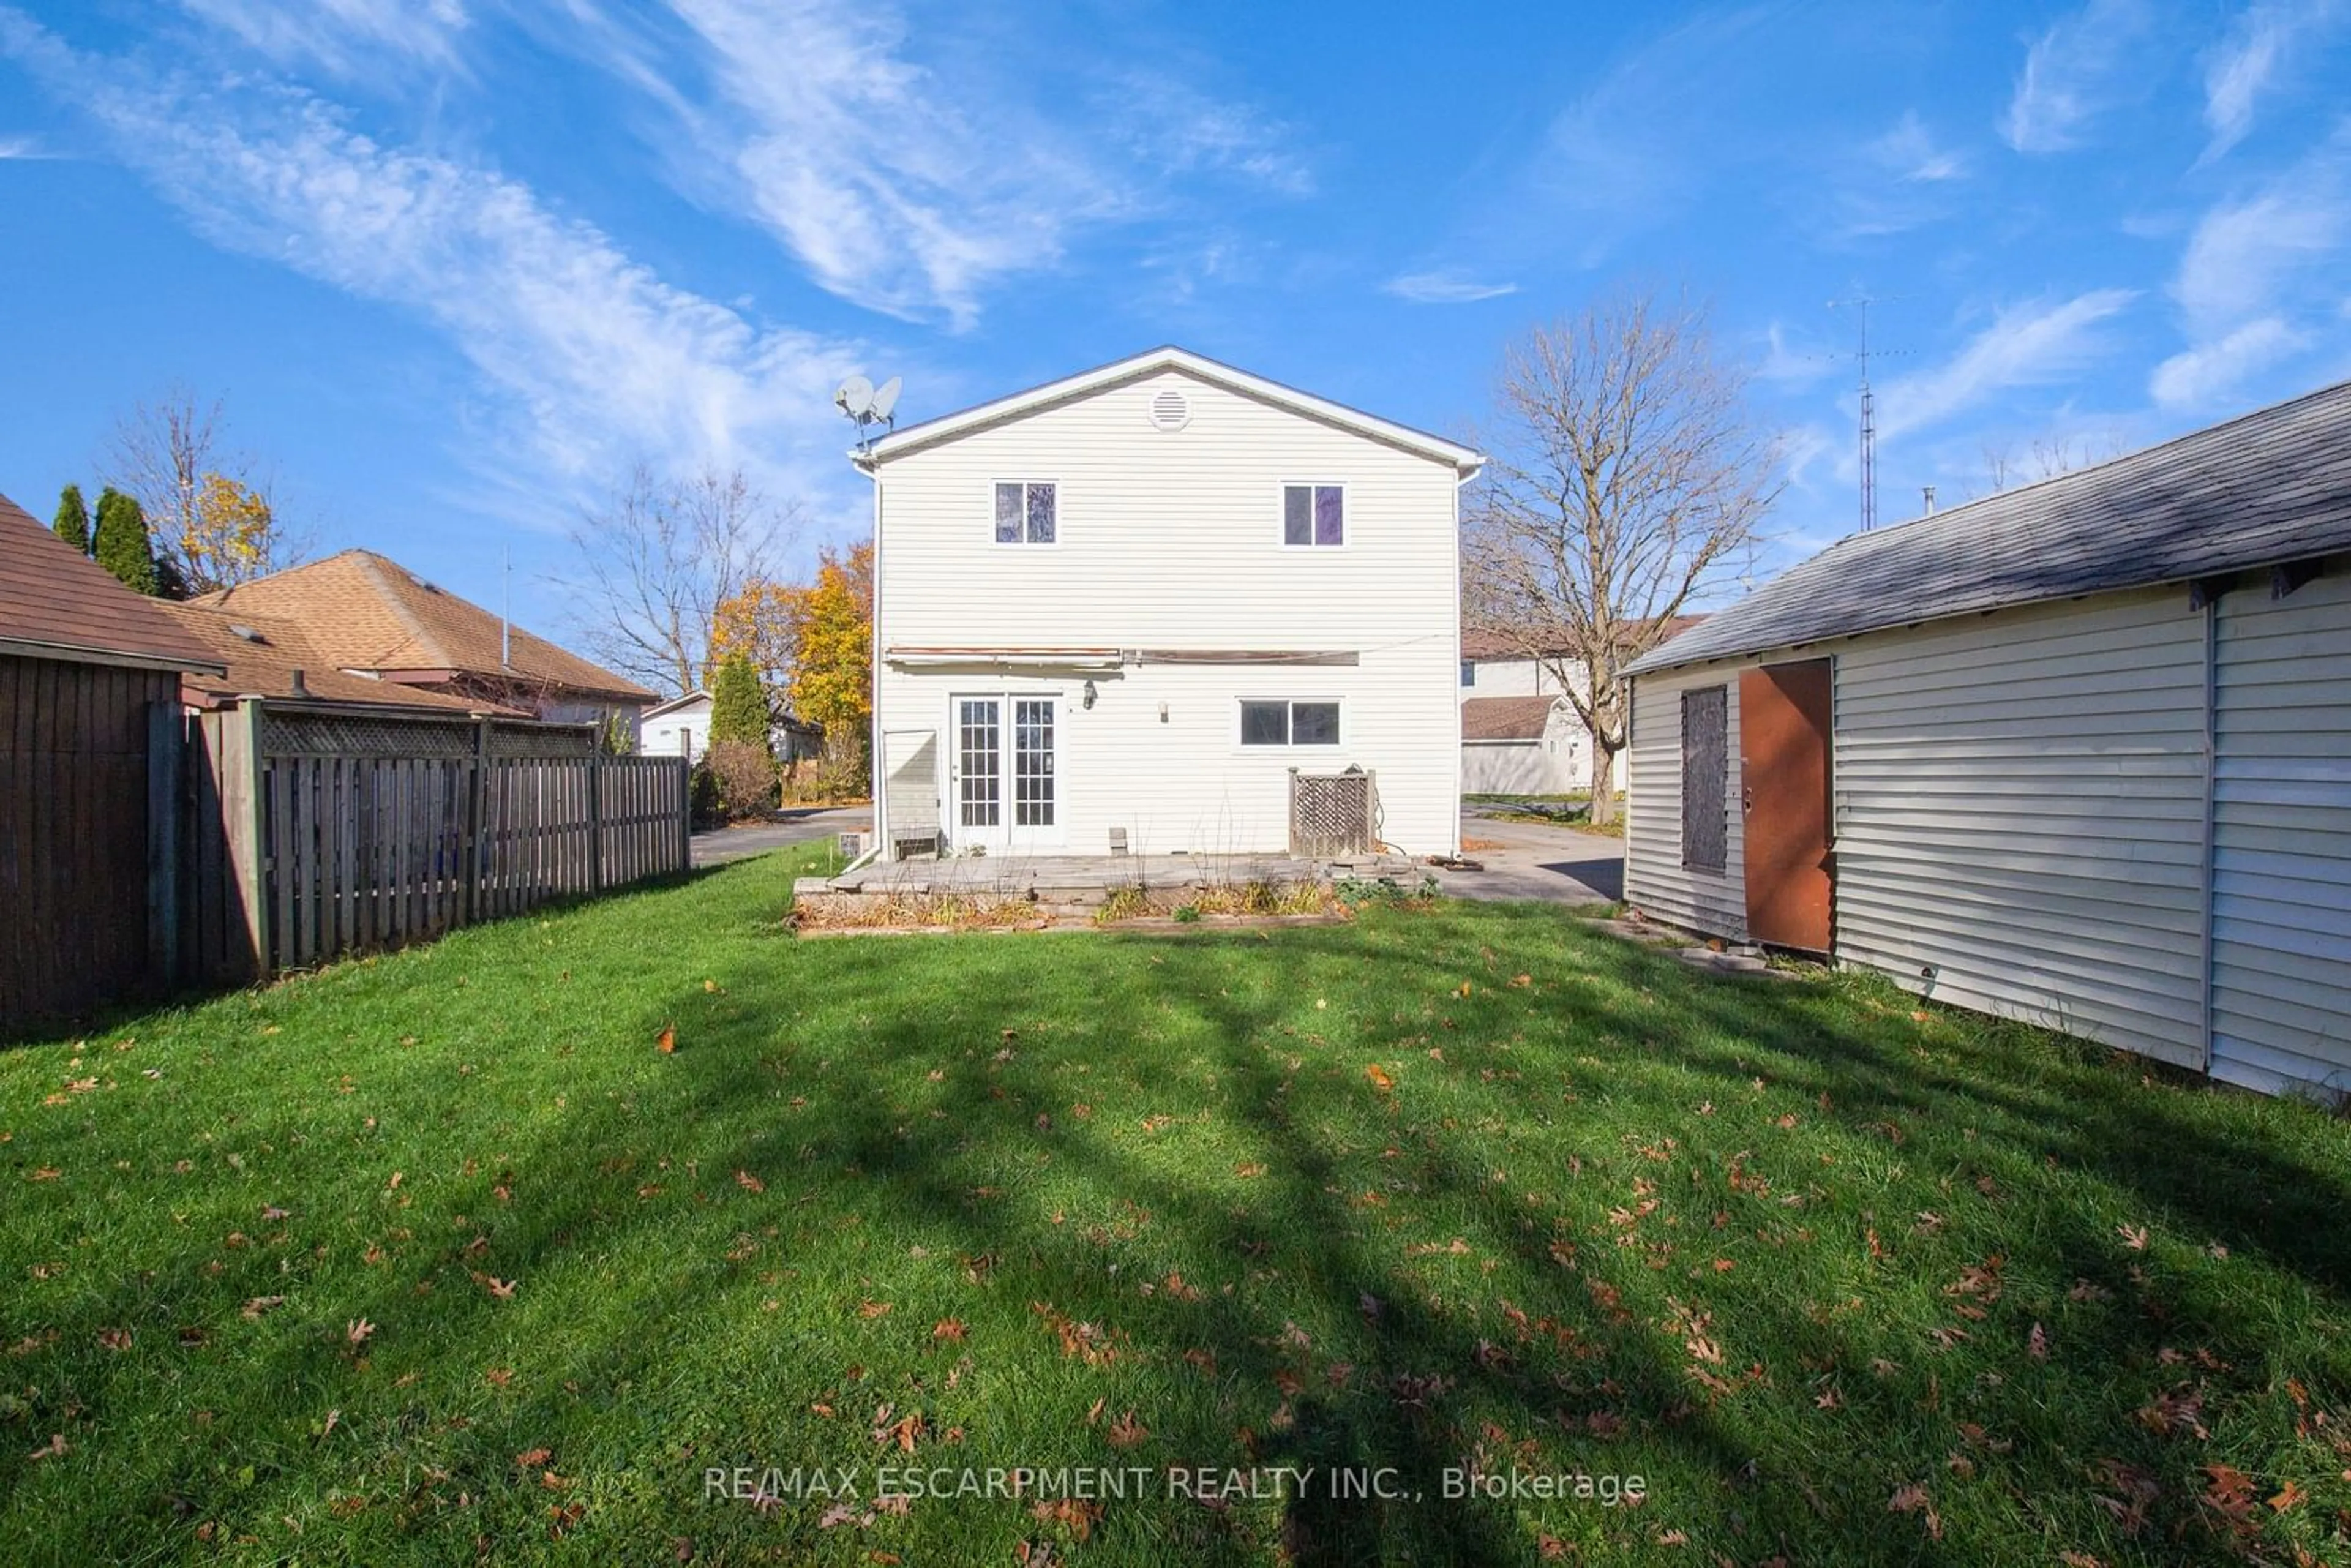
(4, 1), (2349, 653)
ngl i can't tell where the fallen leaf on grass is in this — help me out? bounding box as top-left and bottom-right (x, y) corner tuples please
(2117, 1223), (2149, 1251)
(1364, 1065), (1395, 1093)
(2028, 1322), (2050, 1361)
(516, 1448), (553, 1468)
(735, 1170), (765, 1194)
(28, 1433), (66, 1461)
(933, 1319), (967, 1342)
(240, 1297), (285, 1322)
(1888, 1483), (1943, 1539)
(1105, 1411), (1148, 1450)
(858, 1300), (893, 1319)
(345, 1318), (376, 1346)
(27, 1168), (60, 1182)
(657, 1025), (677, 1054)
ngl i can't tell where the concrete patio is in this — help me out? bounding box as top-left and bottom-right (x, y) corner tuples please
(795, 847), (1422, 919)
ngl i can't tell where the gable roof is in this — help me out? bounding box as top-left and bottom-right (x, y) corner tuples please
(1461, 695), (1562, 741)
(853, 347), (1485, 477)
(1629, 377), (2351, 677)
(156, 601), (520, 714)
(0, 491), (224, 673)
(642, 689), (711, 720)
(194, 550), (656, 700)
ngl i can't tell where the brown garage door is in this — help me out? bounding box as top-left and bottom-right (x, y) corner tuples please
(1739, 659), (1834, 953)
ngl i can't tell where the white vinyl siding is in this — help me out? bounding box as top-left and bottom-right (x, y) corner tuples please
(2209, 571), (2351, 1097)
(1624, 664), (1746, 939)
(1832, 590), (2208, 1068)
(872, 369), (1460, 858)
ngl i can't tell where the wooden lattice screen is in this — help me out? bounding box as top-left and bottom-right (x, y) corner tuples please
(1289, 768), (1378, 857)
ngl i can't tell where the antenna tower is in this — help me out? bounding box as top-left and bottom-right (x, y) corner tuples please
(1828, 293), (1902, 532)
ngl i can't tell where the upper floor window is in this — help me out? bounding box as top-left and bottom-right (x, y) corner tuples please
(1283, 484), (1343, 547)
(994, 481), (1056, 544)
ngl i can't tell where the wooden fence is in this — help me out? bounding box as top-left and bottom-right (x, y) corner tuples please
(178, 699), (690, 983)
(0, 654), (184, 1026)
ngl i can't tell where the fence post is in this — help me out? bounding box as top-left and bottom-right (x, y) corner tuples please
(146, 701), (184, 989)
(463, 718), (490, 925)
(677, 756), (691, 872)
(228, 698), (270, 975)
(587, 746), (604, 893)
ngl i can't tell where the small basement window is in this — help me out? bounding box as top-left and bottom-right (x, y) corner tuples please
(1461, 659), (1475, 687)
(1681, 686), (1728, 874)
(994, 481), (1057, 544)
(1283, 484), (1344, 546)
(1240, 699), (1341, 746)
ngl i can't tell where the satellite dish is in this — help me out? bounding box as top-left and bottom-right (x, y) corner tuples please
(834, 372), (903, 452)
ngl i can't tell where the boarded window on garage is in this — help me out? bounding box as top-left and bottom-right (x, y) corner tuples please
(1681, 686), (1728, 874)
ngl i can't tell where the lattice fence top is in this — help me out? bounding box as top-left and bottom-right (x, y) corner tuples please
(1290, 769), (1377, 857)
(258, 706), (599, 759)
(263, 711), (474, 758)
(488, 723), (599, 759)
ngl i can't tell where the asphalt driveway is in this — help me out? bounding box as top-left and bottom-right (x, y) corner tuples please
(691, 805), (871, 866)
(1432, 811), (1624, 906)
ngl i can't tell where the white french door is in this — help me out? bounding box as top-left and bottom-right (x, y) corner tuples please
(950, 692), (1060, 851)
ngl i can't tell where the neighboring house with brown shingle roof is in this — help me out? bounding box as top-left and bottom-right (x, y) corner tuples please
(154, 601), (523, 716)
(190, 550), (654, 730)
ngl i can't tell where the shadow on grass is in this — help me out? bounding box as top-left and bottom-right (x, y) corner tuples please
(30, 880), (2351, 1564)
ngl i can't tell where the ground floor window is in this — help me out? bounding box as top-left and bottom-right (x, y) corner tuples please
(1240, 699), (1341, 746)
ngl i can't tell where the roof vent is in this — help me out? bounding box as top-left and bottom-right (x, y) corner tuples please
(1147, 387), (1190, 432)
(229, 623), (267, 644)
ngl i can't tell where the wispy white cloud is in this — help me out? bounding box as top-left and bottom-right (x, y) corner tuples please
(178, 0), (470, 74)
(2153, 126), (2350, 405)
(2150, 315), (2306, 405)
(0, 9), (867, 496)
(1998, 0), (2151, 153)
(0, 133), (59, 158)
(2201, 0), (2344, 162)
(1382, 271), (1517, 305)
(1755, 322), (1839, 386)
(1502, 7), (1776, 266)
(1870, 111), (1968, 182)
(1878, 289), (2139, 439)
(545, 1), (1307, 329)
(1095, 71), (1314, 197)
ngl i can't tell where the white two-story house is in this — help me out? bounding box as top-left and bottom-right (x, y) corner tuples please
(850, 347), (1484, 862)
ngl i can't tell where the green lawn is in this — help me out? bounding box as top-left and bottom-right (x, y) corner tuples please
(4, 847), (2349, 1565)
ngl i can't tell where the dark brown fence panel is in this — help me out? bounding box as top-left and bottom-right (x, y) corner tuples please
(0, 655), (181, 1031)
(172, 702), (689, 980)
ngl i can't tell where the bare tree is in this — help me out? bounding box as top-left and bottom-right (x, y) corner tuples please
(108, 383), (306, 595)
(1970, 429), (2128, 499)
(561, 465), (799, 698)
(1464, 293), (1782, 827)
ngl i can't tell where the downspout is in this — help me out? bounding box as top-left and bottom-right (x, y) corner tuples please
(2197, 591), (2218, 1074)
(866, 461), (887, 862)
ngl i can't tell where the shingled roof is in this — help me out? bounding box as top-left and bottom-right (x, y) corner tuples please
(156, 601), (522, 715)
(1461, 695), (1562, 742)
(193, 550), (654, 701)
(0, 491), (223, 673)
(1627, 377), (2351, 677)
